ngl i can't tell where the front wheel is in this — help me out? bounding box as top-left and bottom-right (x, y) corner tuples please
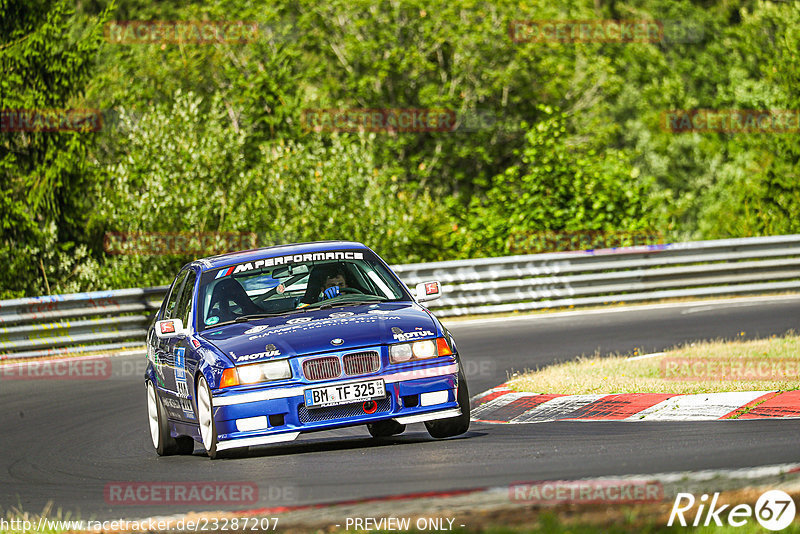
(196, 375), (225, 459)
(425, 370), (471, 439)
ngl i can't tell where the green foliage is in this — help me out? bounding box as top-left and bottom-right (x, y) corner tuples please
(293, 0), (593, 196)
(457, 106), (657, 256)
(89, 92), (451, 288)
(3, 0), (800, 296)
(0, 0), (108, 298)
(693, 2), (800, 238)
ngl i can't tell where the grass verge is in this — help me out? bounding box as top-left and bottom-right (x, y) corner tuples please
(507, 333), (800, 395)
(269, 485), (800, 533)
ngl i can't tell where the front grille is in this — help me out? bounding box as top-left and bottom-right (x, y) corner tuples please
(298, 397), (392, 423)
(343, 351), (380, 376)
(303, 356), (341, 381)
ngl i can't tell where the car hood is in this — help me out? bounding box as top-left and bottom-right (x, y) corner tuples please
(198, 302), (440, 365)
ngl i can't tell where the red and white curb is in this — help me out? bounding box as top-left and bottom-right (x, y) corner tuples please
(470, 386), (800, 423)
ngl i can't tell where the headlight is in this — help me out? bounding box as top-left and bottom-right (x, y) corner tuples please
(233, 359), (292, 386)
(389, 337), (452, 363)
(411, 339), (437, 359)
(389, 343), (413, 362)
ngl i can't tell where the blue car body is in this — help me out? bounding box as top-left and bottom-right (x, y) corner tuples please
(145, 241), (467, 457)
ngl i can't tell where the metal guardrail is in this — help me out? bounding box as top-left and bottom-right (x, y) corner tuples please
(0, 288), (167, 360)
(397, 234), (800, 316)
(3, 235), (800, 360)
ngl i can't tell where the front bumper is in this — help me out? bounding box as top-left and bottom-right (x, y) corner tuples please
(210, 361), (460, 451)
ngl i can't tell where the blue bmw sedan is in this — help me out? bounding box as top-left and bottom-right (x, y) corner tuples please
(145, 241), (470, 458)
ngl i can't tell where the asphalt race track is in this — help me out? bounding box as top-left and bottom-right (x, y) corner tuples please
(2, 296), (800, 520)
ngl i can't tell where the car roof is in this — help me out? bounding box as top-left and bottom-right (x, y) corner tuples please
(190, 240), (370, 271)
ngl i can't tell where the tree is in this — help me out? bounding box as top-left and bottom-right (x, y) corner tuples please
(90, 91), (453, 289)
(459, 106), (657, 256)
(0, 0), (108, 297)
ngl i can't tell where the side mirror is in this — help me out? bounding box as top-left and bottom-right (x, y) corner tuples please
(155, 318), (187, 339)
(415, 281), (442, 303)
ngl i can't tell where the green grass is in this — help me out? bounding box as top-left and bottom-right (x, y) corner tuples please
(507, 333), (800, 395)
(0, 505), (82, 534)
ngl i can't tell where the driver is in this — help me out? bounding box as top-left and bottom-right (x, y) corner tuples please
(299, 262), (355, 305)
(321, 267), (348, 299)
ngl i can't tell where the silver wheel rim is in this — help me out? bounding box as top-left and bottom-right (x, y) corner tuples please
(147, 383), (159, 449)
(197, 378), (214, 451)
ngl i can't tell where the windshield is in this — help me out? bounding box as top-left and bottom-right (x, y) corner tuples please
(196, 249), (409, 329)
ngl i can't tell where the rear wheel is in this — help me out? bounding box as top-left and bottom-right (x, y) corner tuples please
(367, 419), (406, 438)
(146, 381), (181, 455)
(425, 370), (471, 439)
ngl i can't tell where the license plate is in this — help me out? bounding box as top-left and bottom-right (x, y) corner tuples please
(304, 379), (386, 409)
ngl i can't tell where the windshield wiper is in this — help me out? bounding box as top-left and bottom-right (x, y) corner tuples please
(205, 319), (238, 329)
(315, 298), (386, 310)
(204, 299), (387, 330)
(233, 309), (307, 322)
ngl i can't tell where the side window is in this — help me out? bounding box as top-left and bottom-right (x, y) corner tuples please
(175, 270), (197, 328)
(163, 270), (190, 320)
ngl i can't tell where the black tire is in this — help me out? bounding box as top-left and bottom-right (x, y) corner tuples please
(196, 375), (226, 459)
(175, 436), (196, 455)
(367, 419), (406, 438)
(146, 380), (180, 456)
(425, 370), (471, 439)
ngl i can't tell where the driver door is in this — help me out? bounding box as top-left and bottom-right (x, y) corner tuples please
(163, 268), (198, 422)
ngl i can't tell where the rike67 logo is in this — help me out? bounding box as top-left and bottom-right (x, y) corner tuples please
(669, 490), (796, 531)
